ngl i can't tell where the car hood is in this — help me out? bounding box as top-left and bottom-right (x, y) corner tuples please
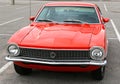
(20, 23), (102, 49)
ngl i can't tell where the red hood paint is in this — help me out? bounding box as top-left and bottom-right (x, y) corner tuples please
(8, 26), (34, 45)
(15, 22), (104, 49)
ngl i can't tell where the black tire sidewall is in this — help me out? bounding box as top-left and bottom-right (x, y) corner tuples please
(14, 63), (32, 75)
(92, 66), (105, 80)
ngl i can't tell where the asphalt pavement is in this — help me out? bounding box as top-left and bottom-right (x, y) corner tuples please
(0, 0), (120, 84)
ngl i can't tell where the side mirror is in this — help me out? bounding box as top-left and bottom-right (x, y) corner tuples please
(103, 17), (110, 23)
(30, 16), (35, 21)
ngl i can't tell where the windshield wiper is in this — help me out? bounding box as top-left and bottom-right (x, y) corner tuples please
(64, 19), (87, 23)
(37, 19), (53, 22)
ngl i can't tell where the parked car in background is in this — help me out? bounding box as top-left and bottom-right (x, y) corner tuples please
(6, 2), (109, 80)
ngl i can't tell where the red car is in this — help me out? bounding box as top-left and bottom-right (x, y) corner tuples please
(6, 2), (109, 80)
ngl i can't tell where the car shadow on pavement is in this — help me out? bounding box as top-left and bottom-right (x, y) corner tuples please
(24, 70), (100, 83)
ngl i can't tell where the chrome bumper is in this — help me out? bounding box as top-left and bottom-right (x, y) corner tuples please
(5, 56), (107, 66)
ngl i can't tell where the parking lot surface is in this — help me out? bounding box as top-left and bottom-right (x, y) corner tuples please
(0, 0), (120, 84)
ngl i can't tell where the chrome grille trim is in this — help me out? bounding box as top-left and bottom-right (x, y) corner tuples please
(19, 48), (91, 60)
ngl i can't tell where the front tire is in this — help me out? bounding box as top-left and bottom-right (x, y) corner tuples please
(92, 66), (105, 80)
(14, 64), (32, 75)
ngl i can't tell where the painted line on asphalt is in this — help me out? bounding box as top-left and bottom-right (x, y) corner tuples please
(16, 6), (28, 10)
(0, 34), (12, 36)
(0, 5), (10, 8)
(108, 38), (118, 40)
(0, 62), (12, 74)
(0, 17), (24, 26)
(16, 4), (41, 10)
(104, 4), (119, 42)
(104, 4), (108, 12)
(110, 19), (120, 42)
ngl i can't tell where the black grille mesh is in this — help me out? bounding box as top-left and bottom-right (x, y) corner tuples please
(20, 48), (91, 60)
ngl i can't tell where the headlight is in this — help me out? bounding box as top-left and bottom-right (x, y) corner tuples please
(7, 44), (20, 56)
(90, 47), (105, 60)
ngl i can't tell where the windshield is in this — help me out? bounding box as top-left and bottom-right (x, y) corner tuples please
(36, 6), (99, 23)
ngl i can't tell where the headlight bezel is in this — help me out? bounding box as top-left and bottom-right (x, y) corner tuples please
(90, 46), (106, 61)
(7, 43), (20, 56)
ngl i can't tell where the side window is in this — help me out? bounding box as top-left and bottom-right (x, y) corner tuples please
(37, 7), (49, 20)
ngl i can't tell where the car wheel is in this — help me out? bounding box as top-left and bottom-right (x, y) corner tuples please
(92, 66), (105, 80)
(14, 64), (32, 75)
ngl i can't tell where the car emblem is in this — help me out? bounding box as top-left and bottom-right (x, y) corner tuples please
(50, 52), (56, 58)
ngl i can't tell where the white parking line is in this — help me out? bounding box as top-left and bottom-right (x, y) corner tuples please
(0, 5), (10, 8)
(104, 4), (108, 12)
(16, 6), (28, 10)
(0, 62), (12, 74)
(110, 19), (120, 42)
(0, 34), (12, 36)
(0, 17), (24, 26)
(16, 4), (40, 10)
(104, 4), (120, 42)
(108, 38), (118, 40)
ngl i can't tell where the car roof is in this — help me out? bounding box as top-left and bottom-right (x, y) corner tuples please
(45, 2), (96, 7)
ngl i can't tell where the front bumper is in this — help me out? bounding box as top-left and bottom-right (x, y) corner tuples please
(5, 55), (107, 66)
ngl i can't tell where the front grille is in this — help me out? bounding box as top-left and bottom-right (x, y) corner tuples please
(20, 48), (91, 60)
